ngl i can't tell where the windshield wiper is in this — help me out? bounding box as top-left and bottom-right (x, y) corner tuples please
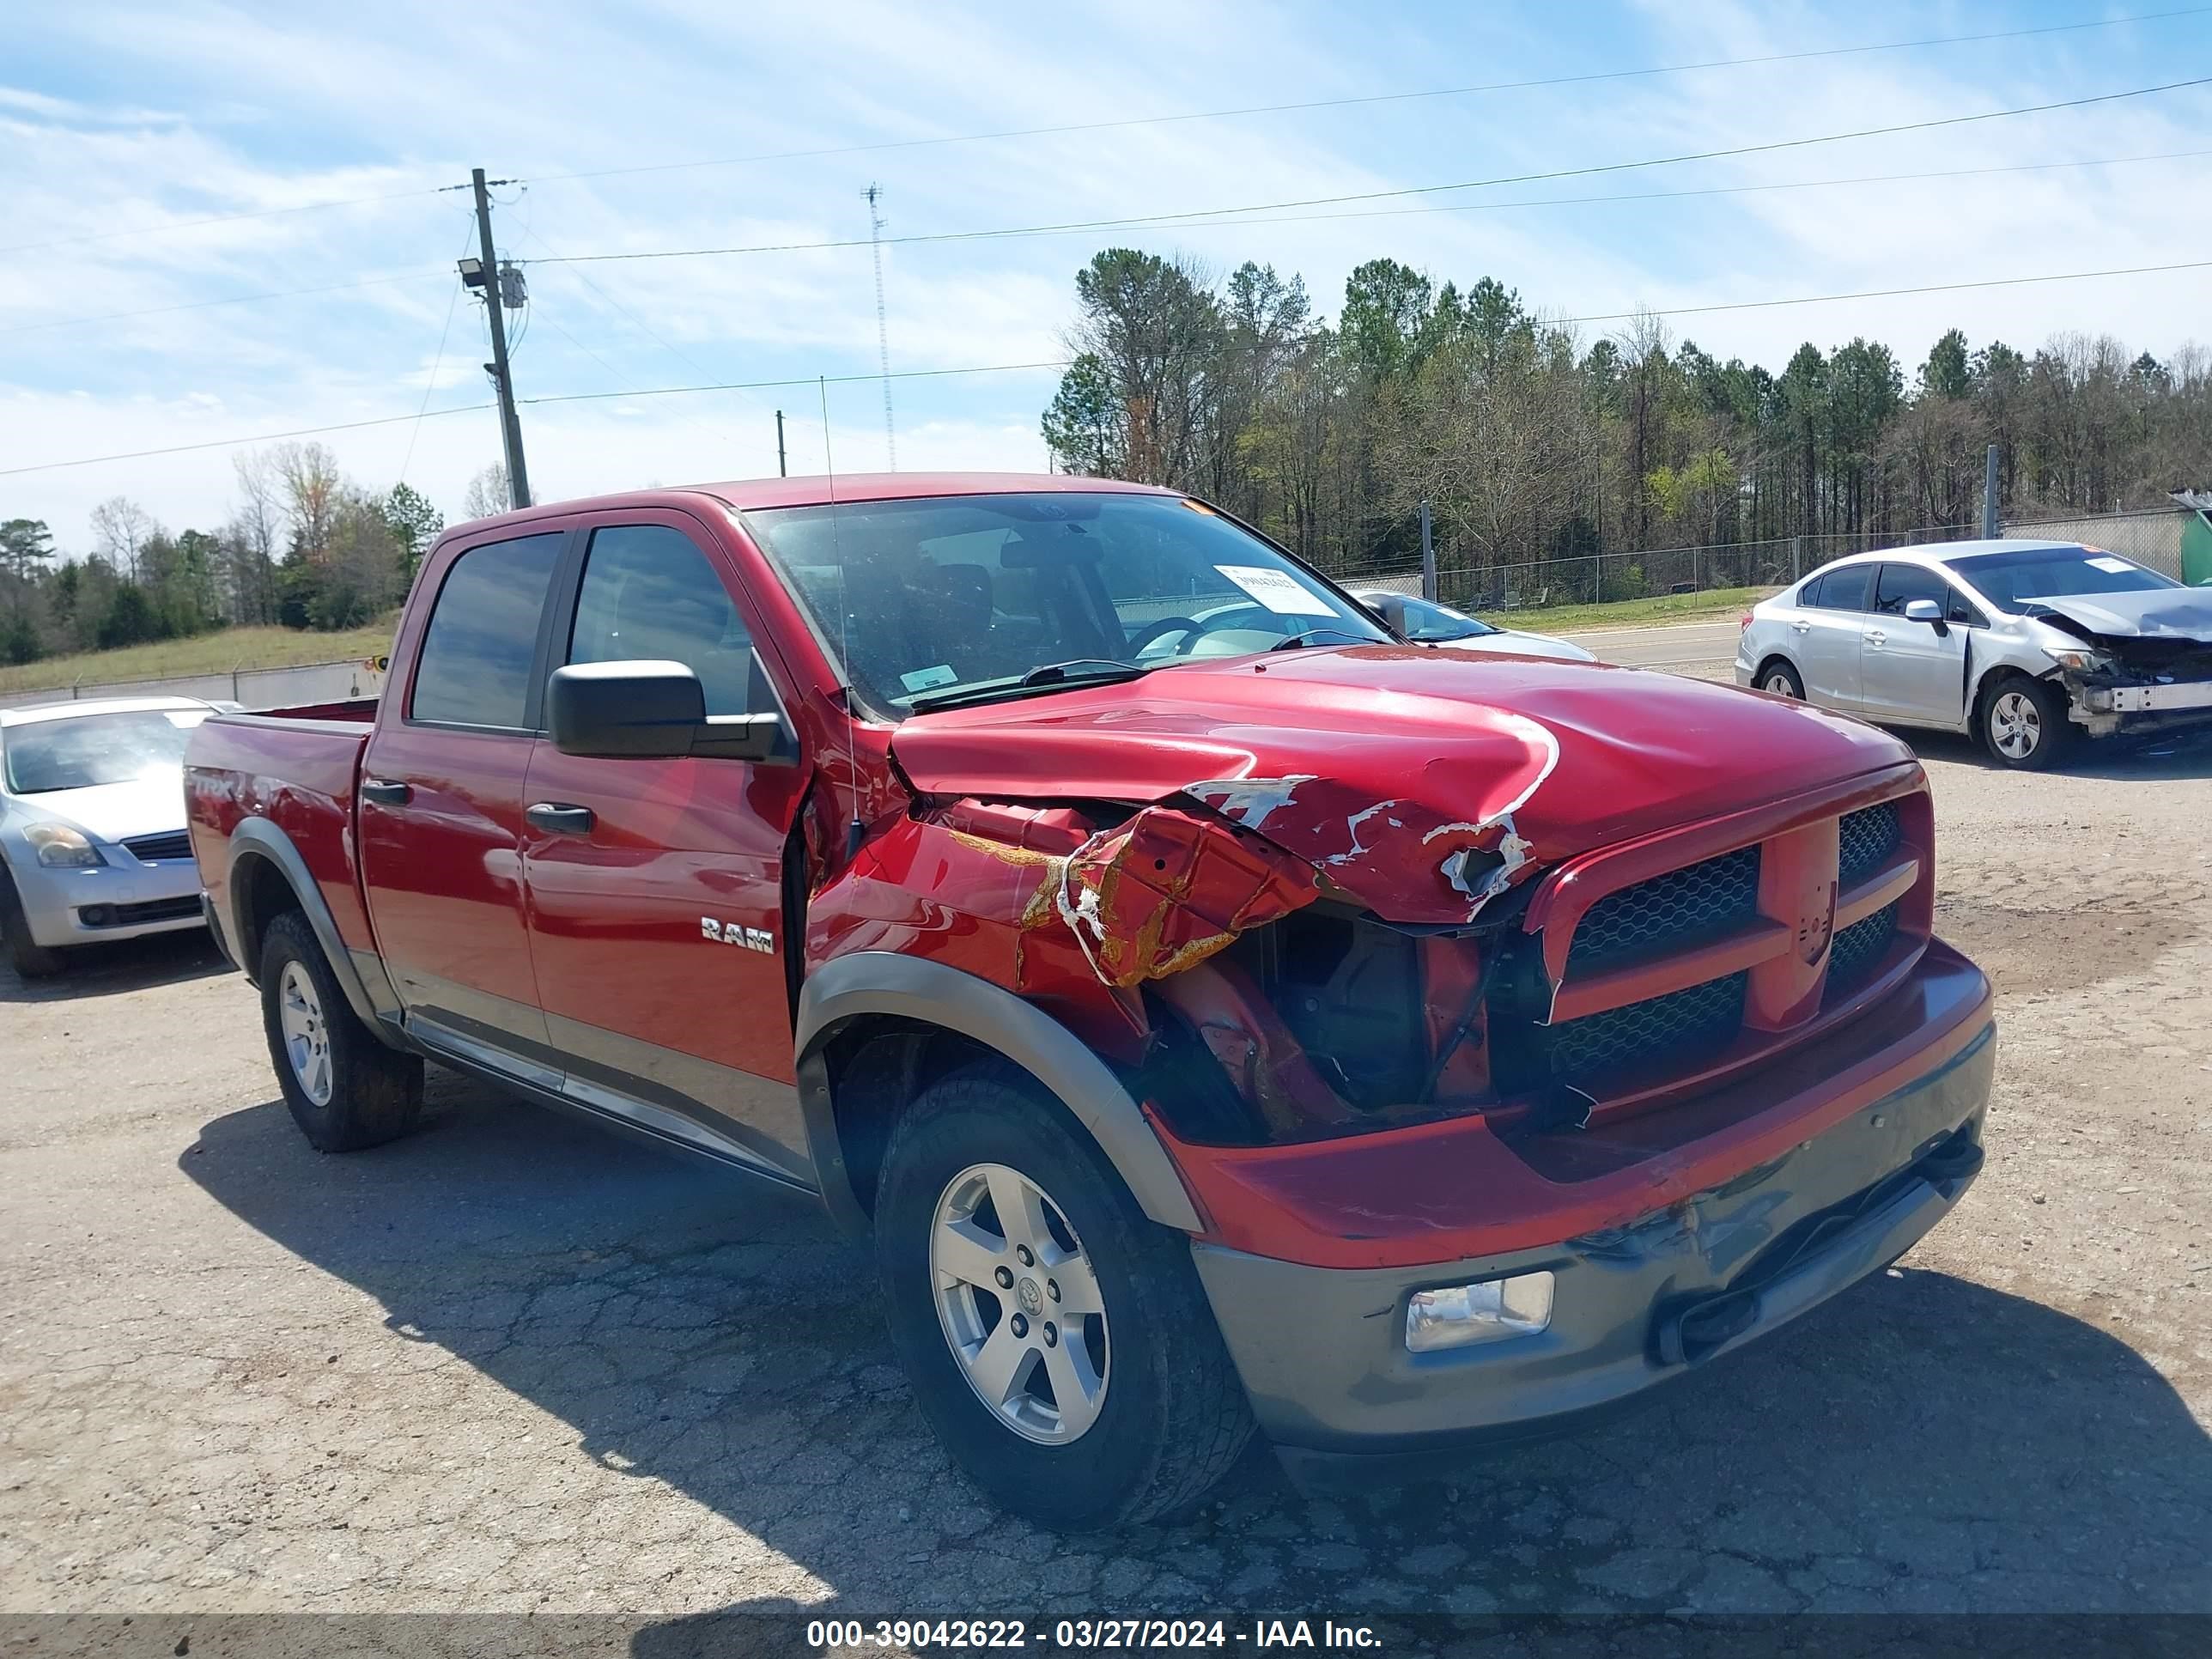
(908, 659), (1149, 714)
(1269, 626), (1376, 652)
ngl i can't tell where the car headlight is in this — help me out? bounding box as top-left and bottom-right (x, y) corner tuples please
(24, 823), (105, 868)
(2048, 648), (2115, 672)
(1406, 1272), (1554, 1352)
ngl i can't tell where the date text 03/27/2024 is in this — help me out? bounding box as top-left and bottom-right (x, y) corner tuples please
(804, 1619), (1383, 1650)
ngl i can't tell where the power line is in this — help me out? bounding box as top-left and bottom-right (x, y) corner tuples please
(526, 76), (2212, 265)
(0, 404), (493, 478)
(526, 6), (2212, 185)
(0, 184), (449, 258)
(0, 270), (445, 337)
(397, 224), (479, 488)
(7, 258), (2204, 480)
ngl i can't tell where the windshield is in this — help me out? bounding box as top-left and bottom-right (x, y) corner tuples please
(2, 708), (208, 795)
(745, 491), (1388, 717)
(1951, 544), (2179, 612)
(1393, 595), (1500, 641)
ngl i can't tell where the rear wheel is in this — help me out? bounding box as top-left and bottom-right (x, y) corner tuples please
(258, 909), (422, 1151)
(0, 866), (64, 980)
(873, 1065), (1254, 1529)
(1979, 674), (2073, 770)
(1757, 659), (1805, 700)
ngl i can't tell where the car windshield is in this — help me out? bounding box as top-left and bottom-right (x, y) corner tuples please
(744, 491), (1388, 717)
(1950, 544), (2179, 612)
(2, 708), (208, 794)
(1392, 595), (1500, 641)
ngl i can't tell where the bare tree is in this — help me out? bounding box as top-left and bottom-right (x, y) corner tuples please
(90, 496), (157, 580)
(271, 441), (343, 559)
(462, 463), (511, 522)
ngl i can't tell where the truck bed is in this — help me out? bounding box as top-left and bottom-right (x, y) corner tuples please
(185, 703), (378, 973)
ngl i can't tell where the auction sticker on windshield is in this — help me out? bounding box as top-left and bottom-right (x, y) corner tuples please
(1215, 565), (1335, 616)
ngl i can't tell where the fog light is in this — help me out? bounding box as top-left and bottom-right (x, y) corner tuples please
(1406, 1272), (1554, 1352)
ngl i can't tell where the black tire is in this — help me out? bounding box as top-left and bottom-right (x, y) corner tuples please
(0, 865), (65, 980)
(874, 1064), (1255, 1530)
(1978, 673), (2074, 771)
(258, 909), (422, 1151)
(1754, 658), (1805, 700)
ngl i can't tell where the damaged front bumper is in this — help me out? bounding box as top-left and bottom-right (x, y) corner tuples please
(2070, 674), (2212, 738)
(1189, 1015), (1993, 1493)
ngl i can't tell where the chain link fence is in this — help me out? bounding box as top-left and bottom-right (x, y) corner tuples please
(2002, 508), (2185, 581)
(0, 657), (386, 714)
(1353, 524), (1981, 612)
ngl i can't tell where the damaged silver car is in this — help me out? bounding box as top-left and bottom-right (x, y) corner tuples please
(1736, 539), (2212, 769)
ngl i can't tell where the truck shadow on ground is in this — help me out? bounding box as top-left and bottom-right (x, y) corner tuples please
(0, 928), (228, 1004)
(182, 1075), (2211, 1619)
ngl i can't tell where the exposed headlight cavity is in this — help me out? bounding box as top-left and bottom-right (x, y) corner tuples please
(1405, 1272), (1554, 1352)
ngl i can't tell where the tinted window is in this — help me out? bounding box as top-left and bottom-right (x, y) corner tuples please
(1810, 564), (1874, 612)
(1873, 562), (1948, 616)
(747, 492), (1385, 719)
(568, 525), (766, 716)
(1796, 574), (1825, 607)
(1949, 544), (2179, 612)
(410, 532), (564, 728)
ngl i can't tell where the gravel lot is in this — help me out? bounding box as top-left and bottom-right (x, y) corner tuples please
(4, 710), (2209, 1628)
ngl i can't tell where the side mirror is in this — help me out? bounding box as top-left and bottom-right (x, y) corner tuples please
(547, 660), (790, 763)
(1903, 599), (1947, 632)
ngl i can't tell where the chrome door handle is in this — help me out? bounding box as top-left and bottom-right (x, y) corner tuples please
(526, 802), (595, 836)
(361, 778), (412, 805)
(1865, 629), (1886, 646)
(1790, 620), (1811, 633)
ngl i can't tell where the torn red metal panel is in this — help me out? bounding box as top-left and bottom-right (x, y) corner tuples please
(1053, 806), (1319, 989)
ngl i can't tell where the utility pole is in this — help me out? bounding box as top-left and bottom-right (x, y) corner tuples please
(1980, 443), (2001, 540)
(467, 167), (531, 511)
(775, 410), (787, 478)
(866, 184), (896, 470)
(1419, 500), (1437, 601)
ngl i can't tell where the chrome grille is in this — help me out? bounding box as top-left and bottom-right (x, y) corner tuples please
(123, 830), (193, 863)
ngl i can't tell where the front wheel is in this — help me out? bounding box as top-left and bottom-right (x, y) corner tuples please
(873, 1065), (1255, 1529)
(258, 909), (423, 1151)
(1979, 675), (2073, 770)
(0, 866), (65, 980)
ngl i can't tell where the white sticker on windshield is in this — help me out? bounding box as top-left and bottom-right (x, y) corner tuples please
(2085, 555), (2132, 574)
(900, 665), (958, 692)
(1214, 564), (1336, 617)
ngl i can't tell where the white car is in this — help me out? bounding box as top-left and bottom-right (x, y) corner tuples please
(1735, 539), (2212, 769)
(0, 696), (218, 978)
(1346, 590), (1597, 662)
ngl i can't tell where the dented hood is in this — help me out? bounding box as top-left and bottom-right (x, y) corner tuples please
(891, 646), (1912, 924)
(2028, 588), (2212, 643)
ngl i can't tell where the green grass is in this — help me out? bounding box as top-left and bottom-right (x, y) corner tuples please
(0, 616), (400, 696)
(1488, 586), (1778, 633)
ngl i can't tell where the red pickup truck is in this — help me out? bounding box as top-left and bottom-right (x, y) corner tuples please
(186, 475), (1994, 1530)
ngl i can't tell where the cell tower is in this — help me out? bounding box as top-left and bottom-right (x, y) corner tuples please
(866, 183), (896, 470)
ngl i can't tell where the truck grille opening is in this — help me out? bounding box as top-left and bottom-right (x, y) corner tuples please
(1826, 900), (1899, 993)
(1837, 803), (1900, 890)
(1544, 970), (1748, 1083)
(1565, 844), (1761, 972)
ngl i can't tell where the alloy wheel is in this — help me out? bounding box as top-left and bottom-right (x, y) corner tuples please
(930, 1162), (1109, 1445)
(278, 960), (334, 1106)
(1990, 689), (2042, 761)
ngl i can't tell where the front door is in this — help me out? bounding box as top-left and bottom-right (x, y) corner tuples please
(1858, 562), (1973, 727)
(519, 513), (814, 1181)
(358, 527), (568, 1074)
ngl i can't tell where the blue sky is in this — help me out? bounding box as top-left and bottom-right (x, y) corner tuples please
(3, 0), (2209, 549)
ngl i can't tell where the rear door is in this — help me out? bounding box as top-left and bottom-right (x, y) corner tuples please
(519, 511), (815, 1182)
(1793, 562), (1874, 711)
(1859, 562), (1976, 728)
(357, 526), (568, 1075)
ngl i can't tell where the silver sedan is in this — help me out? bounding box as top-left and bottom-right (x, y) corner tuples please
(1346, 590), (1597, 662)
(0, 696), (217, 978)
(1735, 540), (2212, 769)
